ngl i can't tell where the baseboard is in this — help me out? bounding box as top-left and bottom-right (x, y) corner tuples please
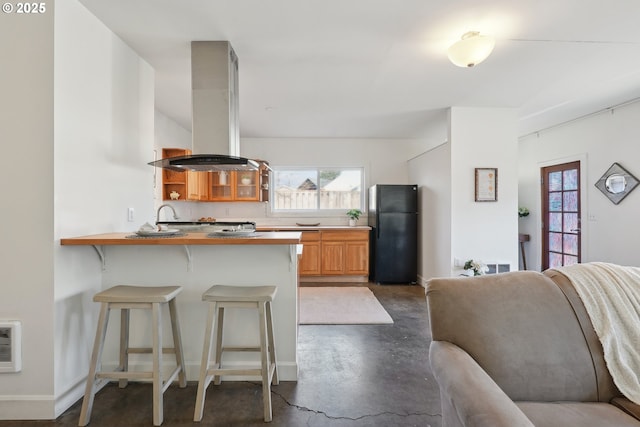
(300, 275), (368, 283)
(0, 394), (55, 420)
(54, 377), (107, 418)
(0, 378), (109, 421)
(0, 360), (299, 421)
(416, 274), (428, 288)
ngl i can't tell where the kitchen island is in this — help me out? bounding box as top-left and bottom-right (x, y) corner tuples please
(61, 231), (302, 381)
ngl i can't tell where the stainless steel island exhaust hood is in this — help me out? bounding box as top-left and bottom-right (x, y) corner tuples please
(149, 41), (259, 171)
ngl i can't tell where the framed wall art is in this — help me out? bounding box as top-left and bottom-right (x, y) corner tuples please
(594, 162), (639, 205)
(475, 168), (497, 202)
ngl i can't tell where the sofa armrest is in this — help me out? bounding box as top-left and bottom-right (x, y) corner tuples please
(430, 341), (534, 427)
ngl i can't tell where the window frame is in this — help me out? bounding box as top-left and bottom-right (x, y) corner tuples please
(269, 166), (366, 217)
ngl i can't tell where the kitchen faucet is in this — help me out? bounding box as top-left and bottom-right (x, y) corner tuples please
(156, 204), (179, 223)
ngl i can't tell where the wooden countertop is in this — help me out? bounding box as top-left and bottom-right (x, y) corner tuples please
(257, 225), (372, 231)
(60, 231), (302, 246)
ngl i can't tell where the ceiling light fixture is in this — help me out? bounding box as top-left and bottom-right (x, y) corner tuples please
(447, 31), (495, 68)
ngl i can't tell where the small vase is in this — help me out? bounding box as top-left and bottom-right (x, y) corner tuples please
(348, 218), (357, 226)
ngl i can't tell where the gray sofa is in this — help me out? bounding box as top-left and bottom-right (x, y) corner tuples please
(426, 270), (640, 427)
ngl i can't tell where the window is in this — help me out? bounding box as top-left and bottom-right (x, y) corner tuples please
(271, 167), (364, 213)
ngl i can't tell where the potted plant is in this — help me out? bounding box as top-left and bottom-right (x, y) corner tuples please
(463, 259), (488, 276)
(346, 209), (362, 226)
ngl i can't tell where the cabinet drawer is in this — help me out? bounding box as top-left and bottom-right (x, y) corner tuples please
(321, 230), (369, 241)
(301, 231), (321, 242)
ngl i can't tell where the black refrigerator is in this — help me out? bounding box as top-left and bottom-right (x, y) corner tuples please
(368, 184), (418, 284)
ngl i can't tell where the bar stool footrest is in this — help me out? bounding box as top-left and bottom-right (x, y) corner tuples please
(96, 371), (153, 381)
(127, 347), (178, 355)
(221, 346), (262, 352)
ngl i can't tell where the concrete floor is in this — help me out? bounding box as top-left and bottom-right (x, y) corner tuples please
(2, 284), (442, 427)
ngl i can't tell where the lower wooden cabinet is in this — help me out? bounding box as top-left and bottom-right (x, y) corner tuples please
(299, 231), (321, 275)
(320, 241), (345, 275)
(299, 229), (369, 278)
(345, 241), (369, 275)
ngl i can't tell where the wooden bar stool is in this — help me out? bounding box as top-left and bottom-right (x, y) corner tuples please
(194, 285), (279, 423)
(79, 285), (187, 427)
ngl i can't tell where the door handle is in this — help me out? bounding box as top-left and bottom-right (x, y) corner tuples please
(570, 228), (581, 233)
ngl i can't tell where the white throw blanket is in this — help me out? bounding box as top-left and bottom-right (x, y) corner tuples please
(552, 262), (640, 404)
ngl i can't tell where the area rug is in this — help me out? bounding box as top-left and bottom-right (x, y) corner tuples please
(299, 287), (394, 325)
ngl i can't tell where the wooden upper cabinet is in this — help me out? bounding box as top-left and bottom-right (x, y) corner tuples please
(161, 148), (191, 201)
(187, 171), (210, 201)
(259, 161), (270, 202)
(208, 169), (265, 202)
(160, 149), (270, 203)
(236, 161), (270, 201)
(234, 171), (260, 201)
(208, 171), (234, 201)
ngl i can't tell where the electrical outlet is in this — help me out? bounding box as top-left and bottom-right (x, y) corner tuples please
(127, 207), (135, 222)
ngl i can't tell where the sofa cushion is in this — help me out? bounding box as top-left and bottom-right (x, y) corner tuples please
(612, 397), (640, 422)
(431, 341), (534, 427)
(426, 271), (602, 402)
(544, 269), (619, 401)
(517, 402), (640, 427)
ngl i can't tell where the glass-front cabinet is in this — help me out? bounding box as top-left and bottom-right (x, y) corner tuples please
(209, 171), (234, 201)
(208, 171), (260, 202)
(160, 148), (269, 202)
(235, 172), (258, 200)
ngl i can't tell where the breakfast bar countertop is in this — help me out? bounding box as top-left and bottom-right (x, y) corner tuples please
(59, 230), (302, 383)
(60, 231), (302, 246)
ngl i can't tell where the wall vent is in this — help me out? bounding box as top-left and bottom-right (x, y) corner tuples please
(486, 263), (511, 274)
(0, 320), (22, 373)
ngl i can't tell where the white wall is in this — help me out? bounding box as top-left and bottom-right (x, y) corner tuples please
(0, 0), (55, 418)
(53, 0), (155, 416)
(408, 143), (452, 282)
(0, 0), (154, 419)
(519, 101), (640, 270)
(406, 107), (519, 282)
(153, 109), (192, 204)
(450, 107), (519, 275)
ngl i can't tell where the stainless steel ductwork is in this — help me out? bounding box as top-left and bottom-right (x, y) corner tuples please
(149, 41), (259, 171)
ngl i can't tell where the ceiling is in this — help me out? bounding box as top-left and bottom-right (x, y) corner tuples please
(79, 0), (640, 140)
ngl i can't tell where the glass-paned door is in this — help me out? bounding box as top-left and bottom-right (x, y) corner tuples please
(541, 161), (581, 270)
